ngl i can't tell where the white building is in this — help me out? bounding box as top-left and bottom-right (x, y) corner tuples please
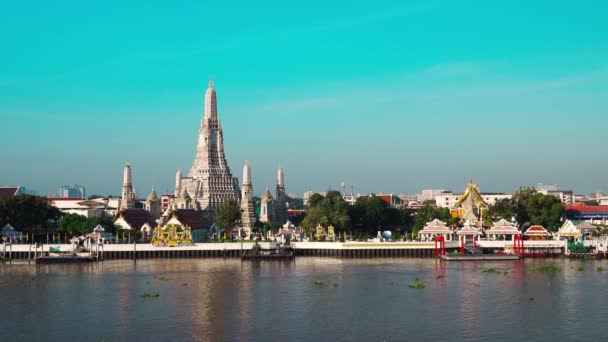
(416, 189), (448, 203)
(435, 192), (512, 209)
(49, 197), (120, 218)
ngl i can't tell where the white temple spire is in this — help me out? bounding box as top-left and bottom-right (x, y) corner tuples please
(277, 165), (284, 188)
(240, 160), (256, 237)
(120, 161), (135, 210)
(243, 160), (251, 186)
(123, 161), (132, 186)
(204, 78), (217, 119)
(175, 168), (182, 197)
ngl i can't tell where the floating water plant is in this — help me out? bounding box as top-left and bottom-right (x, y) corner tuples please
(532, 264), (561, 272)
(313, 280), (330, 287)
(597, 267), (604, 272)
(482, 268), (497, 273)
(576, 266), (584, 271)
(434, 275), (445, 279)
(140, 291), (160, 299)
(409, 278), (425, 289)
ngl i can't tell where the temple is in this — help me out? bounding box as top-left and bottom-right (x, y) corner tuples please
(451, 179), (487, 225)
(174, 80), (240, 219)
(258, 166), (289, 226)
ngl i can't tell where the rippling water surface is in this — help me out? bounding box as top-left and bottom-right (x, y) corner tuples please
(1, 258), (607, 341)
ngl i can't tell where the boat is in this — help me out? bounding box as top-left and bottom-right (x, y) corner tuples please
(241, 242), (295, 260)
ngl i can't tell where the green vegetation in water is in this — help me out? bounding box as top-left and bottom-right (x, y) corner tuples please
(409, 278), (426, 289)
(140, 291), (160, 299)
(482, 268), (498, 273)
(182, 283), (188, 286)
(576, 266), (584, 271)
(158, 276), (169, 281)
(597, 267), (604, 272)
(532, 264), (561, 272)
(434, 275), (445, 279)
(313, 280), (330, 287)
(503, 271), (509, 275)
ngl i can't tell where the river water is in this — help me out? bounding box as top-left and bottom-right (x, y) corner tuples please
(1, 258), (607, 341)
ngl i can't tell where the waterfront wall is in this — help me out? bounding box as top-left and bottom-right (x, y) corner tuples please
(1, 241), (454, 260)
(1, 240), (573, 261)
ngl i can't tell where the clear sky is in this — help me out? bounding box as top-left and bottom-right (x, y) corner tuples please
(1, 0), (607, 197)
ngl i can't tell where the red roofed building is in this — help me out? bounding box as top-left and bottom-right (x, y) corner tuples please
(564, 202), (608, 224)
(161, 209), (210, 242)
(0, 186), (21, 199)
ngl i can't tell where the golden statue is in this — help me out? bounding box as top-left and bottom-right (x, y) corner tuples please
(315, 224), (326, 241)
(182, 226), (193, 245)
(151, 226), (164, 246)
(166, 225), (179, 247)
(327, 225), (335, 241)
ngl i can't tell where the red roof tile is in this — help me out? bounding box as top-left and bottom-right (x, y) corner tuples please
(164, 210), (209, 230)
(0, 187), (19, 199)
(117, 209), (156, 229)
(565, 203), (608, 213)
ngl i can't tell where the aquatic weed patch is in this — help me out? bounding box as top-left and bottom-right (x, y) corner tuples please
(140, 291), (160, 299)
(597, 267), (604, 272)
(482, 268), (498, 273)
(313, 280), (330, 287)
(532, 264), (561, 272)
(409, 278), (426, 289)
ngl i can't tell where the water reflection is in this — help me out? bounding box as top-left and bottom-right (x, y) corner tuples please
(1, 258), (607, 341)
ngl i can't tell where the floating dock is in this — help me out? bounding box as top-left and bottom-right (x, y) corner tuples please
(35, 255), (95, 264)
(441, 254), (521, 261)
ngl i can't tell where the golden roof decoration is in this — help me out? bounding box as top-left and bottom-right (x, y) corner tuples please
(454, 179), (487, 209)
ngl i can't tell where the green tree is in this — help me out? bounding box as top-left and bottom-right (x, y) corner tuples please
(349, 196), (410, 236)
(215, 199), (242, 239)
(412, 203), (437, 236)
(301, 192), (350, 237)
(0, 195), (62, 235)
(485, 197), (517, 223)
(487, 188), (565, 231)
(411, 204), (456, 237)
(525, 193), (564, 231)
(57, 213), (121, 237)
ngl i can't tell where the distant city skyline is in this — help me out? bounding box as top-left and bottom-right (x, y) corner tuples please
(1, 0), (607, 196)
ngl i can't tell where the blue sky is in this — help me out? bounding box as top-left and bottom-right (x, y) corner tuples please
(1, 0), (607, 197)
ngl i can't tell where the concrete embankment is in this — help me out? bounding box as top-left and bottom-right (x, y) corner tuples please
(1, 242), (454, 260)
(1, 240), (572, 261)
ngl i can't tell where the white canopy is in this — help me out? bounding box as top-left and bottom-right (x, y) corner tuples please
(457, 220), (482, 236)
(487, 219), (521, 235)
(557, 220), (580, 238)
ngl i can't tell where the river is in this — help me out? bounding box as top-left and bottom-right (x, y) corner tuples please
(1, 258), (607, 341)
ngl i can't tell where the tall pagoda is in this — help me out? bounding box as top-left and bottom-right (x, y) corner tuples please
(174, 80), (240, 219)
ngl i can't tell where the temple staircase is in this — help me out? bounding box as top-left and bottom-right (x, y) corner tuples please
(464, 243), (483, 255)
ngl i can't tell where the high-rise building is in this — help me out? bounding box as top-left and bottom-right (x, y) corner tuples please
(59, 185), (86, 199)
(174, 80), (240, 219)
